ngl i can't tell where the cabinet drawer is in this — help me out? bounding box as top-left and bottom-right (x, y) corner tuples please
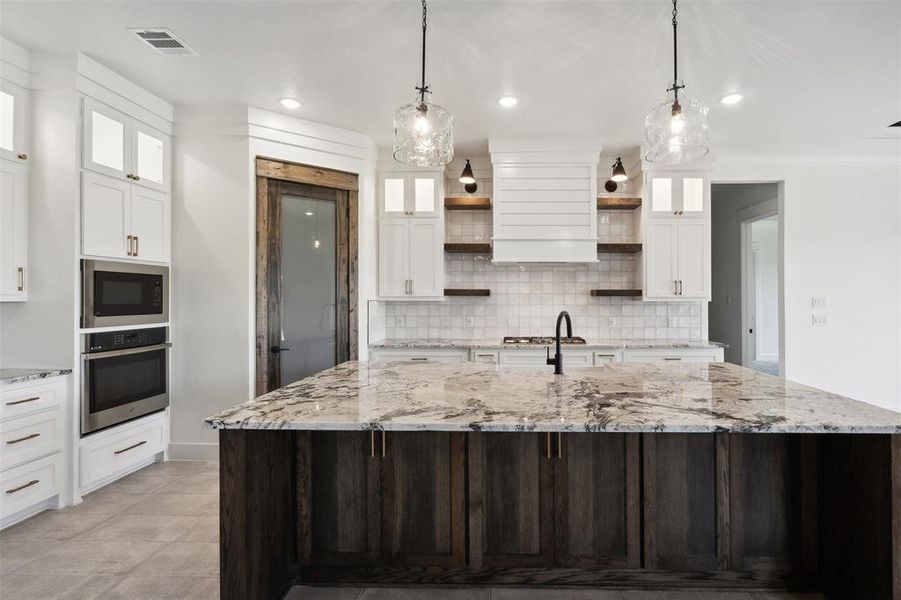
(0, 383), (63, 422)
(370, 349), (468, 363)
(471, 350), (498, 364)
(592, 350), (622, 365)
(0, 453), (62, 519)
(80, 416), (165, 490)
(623, 349), (723, 363)
(0, 409), (64, 471)
(498, 349), (593, 367)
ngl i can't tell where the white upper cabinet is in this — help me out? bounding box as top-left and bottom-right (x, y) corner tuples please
(0, 80), (29, 164)
(643, 218), (710, 300)
(0, 159), (28, 301)
(377, 220), (410, 298)
(378, 171), (441, 218)
(408, 220), (443, 297)
(646, 172), (709, 218)
(377, 218), (444, 299)
(82, 171), (169, 263)
(83, 99), (170, 192)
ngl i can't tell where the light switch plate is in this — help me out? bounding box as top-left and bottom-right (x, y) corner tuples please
(607, 317), (617, 327)
(464, 316), (474, 327)
(811, 297), (829, 309)
(812, 314), (827, 326)
(668, 316), (678, 328)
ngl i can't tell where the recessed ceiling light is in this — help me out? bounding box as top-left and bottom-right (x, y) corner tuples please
(497, 95), (519, 108)
(304, 211), (314, 216)
(719, 92), (744, 106)
(280, 98), (301, 110)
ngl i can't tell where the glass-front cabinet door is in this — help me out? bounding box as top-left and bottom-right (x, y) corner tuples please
(83, 99), (130, 180)
(378, 172), (441, 217)
(646, 172), (709, 218)
(0, 80), (29, 163)
(131, 121), (170, 192)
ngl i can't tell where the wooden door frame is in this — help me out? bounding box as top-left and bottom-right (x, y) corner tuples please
(255, 157), (359, 396)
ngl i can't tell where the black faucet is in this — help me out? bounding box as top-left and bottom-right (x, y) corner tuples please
(546, 311), (572, 375)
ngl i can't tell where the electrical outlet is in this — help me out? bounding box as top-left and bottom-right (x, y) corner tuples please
(668, 316), (678, 328)
(812, 314), (827, 326)
(464, 315), (474, 327)
(599, 214), (610, 224)
(394, 316), (405, 327)
(811, 297), (829, 309)
(607, 317), (616, 327)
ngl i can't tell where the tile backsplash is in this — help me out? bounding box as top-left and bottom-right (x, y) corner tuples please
(368, 163), (706, 344)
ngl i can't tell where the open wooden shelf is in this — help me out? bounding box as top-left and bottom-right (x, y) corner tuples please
(445, 197), (492, 210)
(590, 289), (643, 297)
(597, 197), (642, 210)
(444, 243), (492, 254)
(597, 243), (642, 254)
(444, 288), (490, 297)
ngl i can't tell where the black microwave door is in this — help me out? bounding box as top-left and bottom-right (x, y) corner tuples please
(93, 271), (164, 317)
(86, 348), (167, 415)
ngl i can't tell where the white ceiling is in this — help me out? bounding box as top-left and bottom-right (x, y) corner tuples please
(2, 1), (899, 159)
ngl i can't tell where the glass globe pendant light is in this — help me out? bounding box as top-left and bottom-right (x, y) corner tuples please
(393, 0), (454, 167)
(644, 0), (709, 164)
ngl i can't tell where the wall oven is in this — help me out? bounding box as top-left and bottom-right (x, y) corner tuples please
(81, 260), (168, 328)
(81, 327), (170, 435)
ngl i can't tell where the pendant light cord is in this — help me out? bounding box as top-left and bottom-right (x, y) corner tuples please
(668, 0), (684, 108)
(416, 0), (429, 104)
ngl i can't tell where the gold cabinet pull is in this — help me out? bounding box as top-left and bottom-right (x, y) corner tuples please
(6, 479), (39, 494)
(127, 235), (133, 256)
(16, 267), (24, 291)
(134, 236), (139, 256)
(114, 440), (147, 455)
(546, 432), (552, 459)
(6, 432), (40, 445)
(17, 153), (27, 160)
(557, 433), (563, 459)
(381, 431), (386, 458)
(370, 431), (375, 457)
(6, 396), (39, 406)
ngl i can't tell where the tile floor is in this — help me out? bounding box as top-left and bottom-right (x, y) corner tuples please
(0, 460), (823, 600)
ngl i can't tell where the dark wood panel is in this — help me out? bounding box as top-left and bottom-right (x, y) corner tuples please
(469, 432), (554, 567)
(256, 157), (358, 191)
(818, 434), (893, 598)
(381, 432), (465, 566)
(444, 196), (491, 210)
(596, 197), (641, 210)
(554, 433), (640, 568)
(597, 243), (642, 253)
(729, 434), (815, 575)
(893, 435), (901, 600)
(299, 565), (809, 589)
(444, 289), (490, 297)
(590, 289), (642, 297)
(644, 433), (719, 570)
(299, 431), (380, 565)
(444, 243), (492, 254)
(220, 430), (297, 600)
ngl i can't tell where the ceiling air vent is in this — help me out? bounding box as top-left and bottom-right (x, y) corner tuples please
(128, 28), (198, 56)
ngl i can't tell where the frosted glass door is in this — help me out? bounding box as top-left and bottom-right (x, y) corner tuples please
(132, 122), (169, 192)
(83, 100), (129, 180)
(279, 193), (338, 384)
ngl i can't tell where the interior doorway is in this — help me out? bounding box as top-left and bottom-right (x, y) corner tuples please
(709, 183), (783, 376)
(255, 158), (359, 395)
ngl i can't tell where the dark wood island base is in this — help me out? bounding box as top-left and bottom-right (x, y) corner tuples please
(220, 429), (901, 599)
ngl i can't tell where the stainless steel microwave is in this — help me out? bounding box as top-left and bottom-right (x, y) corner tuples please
(81, 260), (169, 328)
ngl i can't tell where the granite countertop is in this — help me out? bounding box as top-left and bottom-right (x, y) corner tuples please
(0, 368), (73, 385)
(204, 361), (901, 434)
(370, 338), (725, 350)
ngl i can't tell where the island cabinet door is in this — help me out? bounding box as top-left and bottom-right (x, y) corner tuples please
(468, 432), (555, 567)
(380, 432), (466, 567)
(297, 431), (382, 566)
(643, 433), (724, 571)
(553, 433), (641, 568)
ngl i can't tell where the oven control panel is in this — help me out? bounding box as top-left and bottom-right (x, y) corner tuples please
(86, 327), (168, 352)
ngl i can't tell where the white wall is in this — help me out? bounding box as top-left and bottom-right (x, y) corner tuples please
(712, 160), (901, 412)
(753, 219), (779, 361)
(709, 183), (779, 366)
(168, 107), (374, 460)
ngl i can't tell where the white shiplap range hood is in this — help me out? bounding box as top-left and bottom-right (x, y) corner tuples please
(489, 138), (602, 263)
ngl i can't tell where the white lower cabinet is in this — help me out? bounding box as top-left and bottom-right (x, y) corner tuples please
(369, 349), (468, 363)
(79, 411), (167, 494)
(0, 376), (69, 528)
(623, 348), (724, 363)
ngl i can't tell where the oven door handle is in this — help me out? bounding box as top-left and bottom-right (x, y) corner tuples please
(82, 342), (172, 361)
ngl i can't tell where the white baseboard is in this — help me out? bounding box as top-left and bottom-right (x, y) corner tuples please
(168, 442), (219, 461)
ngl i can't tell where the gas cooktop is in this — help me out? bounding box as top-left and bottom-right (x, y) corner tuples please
(502, 336), (587, 345)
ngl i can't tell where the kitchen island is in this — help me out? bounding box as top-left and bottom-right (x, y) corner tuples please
(206, 361), (901, 599)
